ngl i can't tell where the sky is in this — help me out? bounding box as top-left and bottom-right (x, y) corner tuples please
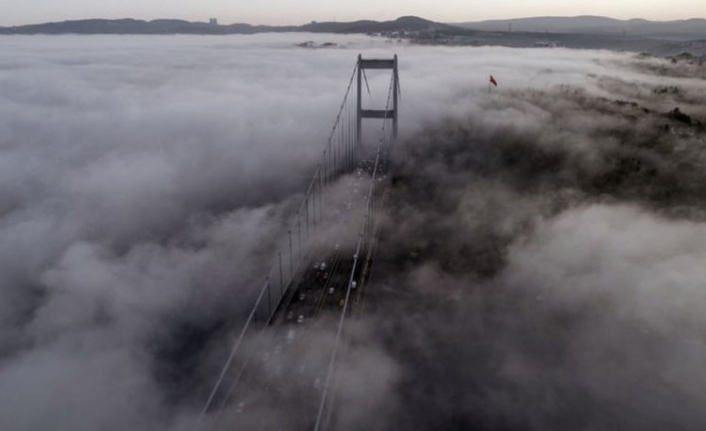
(0, 0), (704, 26)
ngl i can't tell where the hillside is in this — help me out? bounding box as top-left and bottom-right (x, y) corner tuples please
(454, 16), (706, 40)
(0, 16), (451, 35)
(1, 15), (704, 57)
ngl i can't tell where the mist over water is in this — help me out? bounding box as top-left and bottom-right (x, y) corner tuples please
(0, 33), (705, 430)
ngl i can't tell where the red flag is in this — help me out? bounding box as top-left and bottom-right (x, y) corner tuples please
(489, 75), (498, 87)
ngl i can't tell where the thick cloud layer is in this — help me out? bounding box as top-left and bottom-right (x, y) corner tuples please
(368, 56), (706, 430)
(0, 33), (705, 430)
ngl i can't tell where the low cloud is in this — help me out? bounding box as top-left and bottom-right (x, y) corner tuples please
(366, 55), (706, 430)
(1, 32), (705, 430)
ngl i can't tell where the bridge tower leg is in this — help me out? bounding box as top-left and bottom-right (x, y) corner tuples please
(393, 54), (398, 144)
(357, 54), (362, 162)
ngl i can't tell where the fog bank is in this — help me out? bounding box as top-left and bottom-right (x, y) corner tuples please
(0, 33), (704, 430)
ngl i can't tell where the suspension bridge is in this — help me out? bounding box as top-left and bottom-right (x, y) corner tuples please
(192, 54), (400, 431)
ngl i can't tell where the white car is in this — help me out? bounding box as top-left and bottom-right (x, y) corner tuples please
(297, 314), (305, 324)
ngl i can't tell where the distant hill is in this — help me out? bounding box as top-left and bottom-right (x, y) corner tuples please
(0, 16), (453, 35)
(454, 16), (706, 40)
(0, 18), (293, 35)
(1, 15), (704, 57)
(2, 15), (703, 40)
(302, 16), (455, 33)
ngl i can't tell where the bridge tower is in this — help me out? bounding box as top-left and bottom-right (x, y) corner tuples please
(356, 54), (399, 153)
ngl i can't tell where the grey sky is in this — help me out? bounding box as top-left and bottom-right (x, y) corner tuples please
(0, 0), (703, 26)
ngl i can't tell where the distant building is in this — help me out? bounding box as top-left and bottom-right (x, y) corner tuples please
(209, 18), (218, 26)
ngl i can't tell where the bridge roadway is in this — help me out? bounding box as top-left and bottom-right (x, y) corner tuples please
(213, 156), (386, 431)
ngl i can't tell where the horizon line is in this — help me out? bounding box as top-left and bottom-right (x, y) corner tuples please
(2, 14), (706, 28)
